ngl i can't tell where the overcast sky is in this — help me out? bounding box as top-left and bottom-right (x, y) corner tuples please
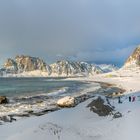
(0, 0), (140, 66)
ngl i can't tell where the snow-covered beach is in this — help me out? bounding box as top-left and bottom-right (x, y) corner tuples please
(1, 47), (140, 140)
(0, 68), (140, 140)
(1, 1), (140, 139)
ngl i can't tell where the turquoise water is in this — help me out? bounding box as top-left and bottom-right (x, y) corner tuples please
(0, 77), (86, 97)
(0, 77), (90, 117)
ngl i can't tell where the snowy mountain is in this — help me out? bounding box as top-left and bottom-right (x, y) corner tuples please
(0, 56), (103, 77)
(50, 60), (103, 76)
(0, 55), (120, 77)
(123, 45), (140, 69)
(2, 55), (51, 75)
(97, 64), (119, 73)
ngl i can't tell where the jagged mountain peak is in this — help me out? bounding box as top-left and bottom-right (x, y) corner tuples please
(124, 46), (140, 68)
(0, 56), (118, 77)
(50, 60), (103, 76)
(3, 55), (49, 73)
(15, 55), (41, 61)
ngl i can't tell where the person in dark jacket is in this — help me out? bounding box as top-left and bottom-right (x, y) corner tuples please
(118, 96), (122, 103)
(129, 96), (131, 102)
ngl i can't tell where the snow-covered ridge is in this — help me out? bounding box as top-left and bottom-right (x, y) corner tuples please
(0, 55), (118, 77)
(50, 60), (103, 76)
(123, 45), (140, 69)
(97, 64), (119, 73)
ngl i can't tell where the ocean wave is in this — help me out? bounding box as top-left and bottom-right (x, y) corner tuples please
(0, 82), (100, 122)
(0, 87), (69, 118)
(9, 87), (69, 102)
(47, 87), (69, 96)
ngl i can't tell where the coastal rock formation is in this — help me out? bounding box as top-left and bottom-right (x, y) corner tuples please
(0, 96), (8, 104)
(124, 45), (140, 68)
(4, 59), (18, 72)
(3, 55), (50, 74)
(15, 55), (47, 72)
(57, 96), (76, 107)
(0, 55), (118, 77)
(0, 57), (104, 77)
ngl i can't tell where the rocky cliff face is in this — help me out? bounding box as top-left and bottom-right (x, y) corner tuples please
(124, 46), (140, 68)
(50, 60), (103, 76)
(4, 59), (18, 72)
(3, 55), (50, 74)
(0, 55), (115, 77)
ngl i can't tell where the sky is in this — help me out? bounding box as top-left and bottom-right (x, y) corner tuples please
(0, 0), (140, 66)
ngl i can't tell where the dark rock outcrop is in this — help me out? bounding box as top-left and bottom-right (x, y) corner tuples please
(0, 96), (8, 104)
(87, 97), (114, 116)
(113, 112), (122, 118)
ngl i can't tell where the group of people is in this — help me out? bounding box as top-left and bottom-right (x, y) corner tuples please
(129, 96), (136, 102)
(118, 95), (136, 103)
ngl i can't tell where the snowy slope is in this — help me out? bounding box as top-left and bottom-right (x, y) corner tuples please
(0, 91), (139, 140)
(0, 58), (140, 139)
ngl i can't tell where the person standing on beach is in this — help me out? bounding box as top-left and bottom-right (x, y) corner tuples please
(118, 96), (122, 103)
(129, 96), (131, 102)
(132, 96), (136, 102)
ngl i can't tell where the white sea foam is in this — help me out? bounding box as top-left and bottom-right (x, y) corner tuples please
(47, 87), (69, 96)
(0, 82), (100, 119)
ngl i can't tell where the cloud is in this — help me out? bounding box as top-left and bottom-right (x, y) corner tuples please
(0, 0), (139, 65)
(75, 45), (136, 65)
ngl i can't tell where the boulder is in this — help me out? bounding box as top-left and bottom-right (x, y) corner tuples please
(87, 97), (114, 116)
(0, 96), (8, 104)
(113, 112), (122, 118)
(0, 115), (16, 123)
(57, 96), (76, 107)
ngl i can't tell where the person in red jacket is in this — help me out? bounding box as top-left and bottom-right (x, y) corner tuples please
(132, 96), (136, 102)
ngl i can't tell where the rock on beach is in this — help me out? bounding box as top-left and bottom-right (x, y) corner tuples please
(0, 96), (8, 104)
(57, 96), (76, 107)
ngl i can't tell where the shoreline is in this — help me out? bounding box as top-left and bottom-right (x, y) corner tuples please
(0, 74), (140, 140)
(0, 79), (126, 124)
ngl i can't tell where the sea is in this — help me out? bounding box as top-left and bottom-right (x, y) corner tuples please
(0, 77), (99, 118)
